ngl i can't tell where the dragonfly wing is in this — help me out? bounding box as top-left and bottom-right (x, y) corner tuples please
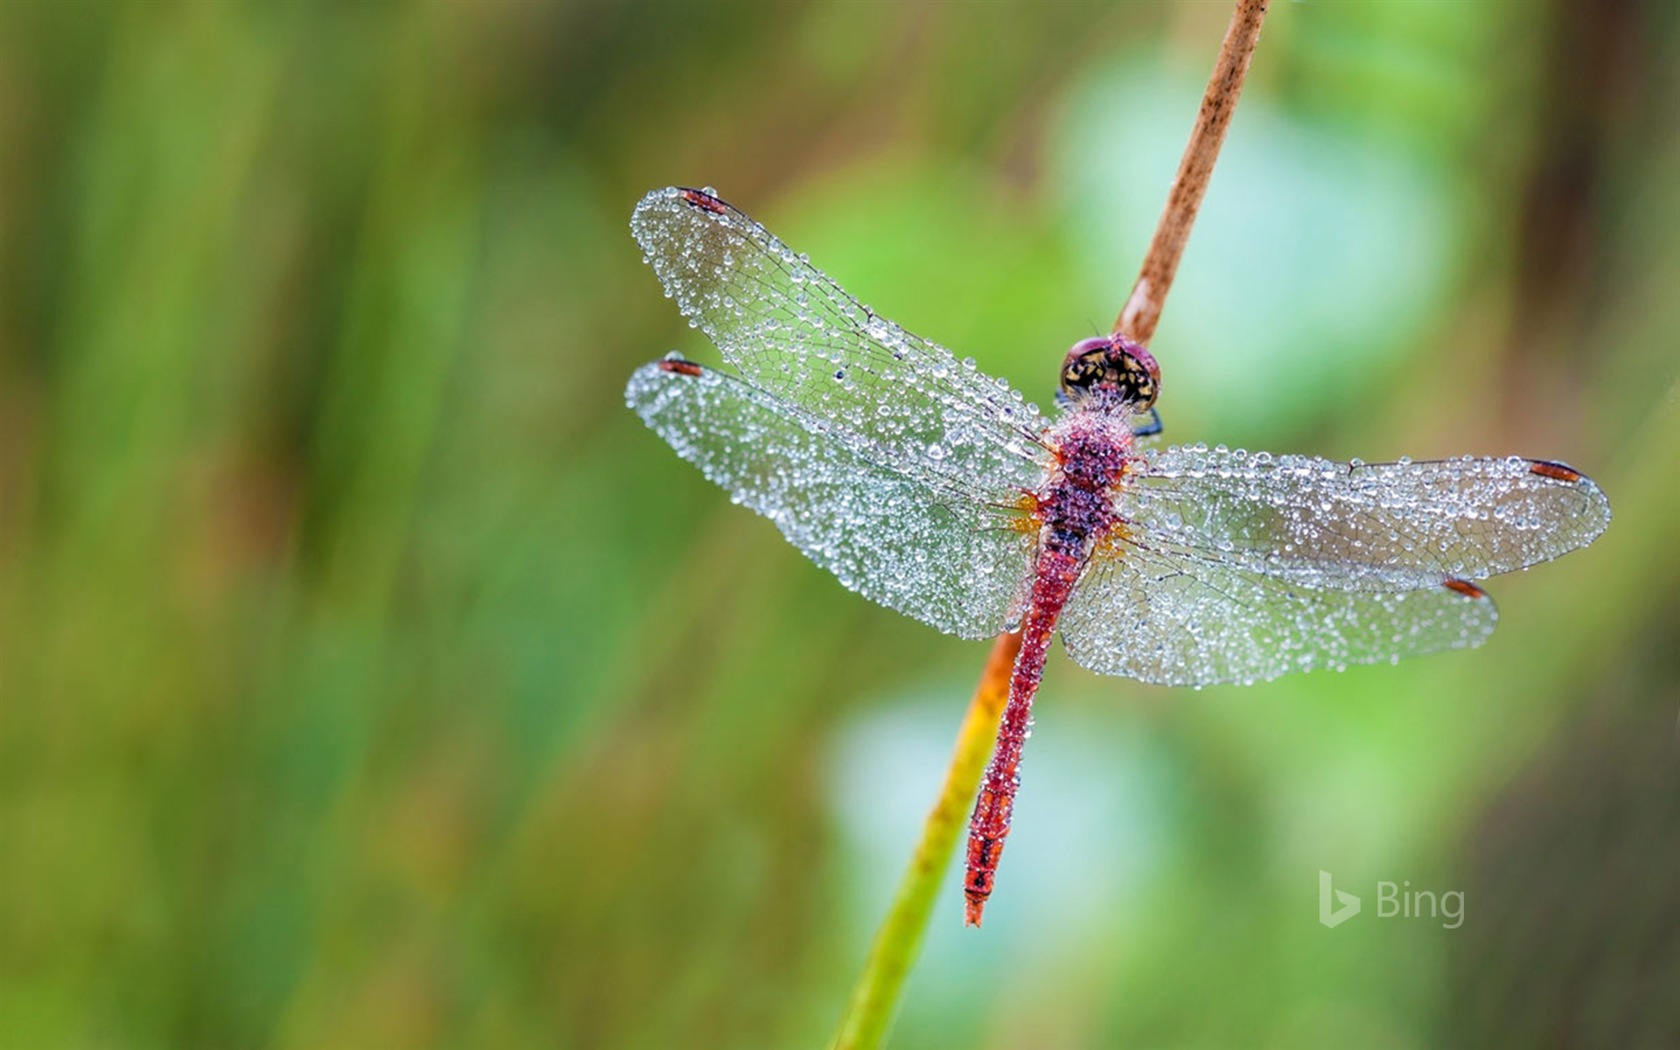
(631, 187), (1051, 496)
(1058, 544), (1499, 687)
(627, 361), (1036, 639)
(1126, 446), (1611, 589)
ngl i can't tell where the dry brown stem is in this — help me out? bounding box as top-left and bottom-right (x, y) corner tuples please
(1116, 0), (1269, 344)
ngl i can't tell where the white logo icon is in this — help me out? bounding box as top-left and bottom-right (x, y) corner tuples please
(1319, 870), (1361, 928)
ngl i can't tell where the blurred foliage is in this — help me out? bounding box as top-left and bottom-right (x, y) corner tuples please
(0, 2), (1677, 1047)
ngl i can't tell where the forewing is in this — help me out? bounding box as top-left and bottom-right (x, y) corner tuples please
(627, 361), (1035, 639)
(1058, 545), (1498, 687)
(631, 187), (1051, 496)
(1126, 446), (1611, 590)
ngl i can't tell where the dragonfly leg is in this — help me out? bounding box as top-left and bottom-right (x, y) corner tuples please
(1130, 407), (1163, 438)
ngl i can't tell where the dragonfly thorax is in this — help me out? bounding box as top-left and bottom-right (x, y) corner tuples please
(1057, 334), (1161, 413)
(1052, 412), (1133, 490)
(1036, 410), (1134, 553)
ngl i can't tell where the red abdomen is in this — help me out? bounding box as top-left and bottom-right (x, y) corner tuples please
(963, 542), (1083, 925)
(963, 407), (1132, 926)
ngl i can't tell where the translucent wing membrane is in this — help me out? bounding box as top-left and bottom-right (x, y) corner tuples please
(1126, 446), (1612, 590)
(631, 187), (1051, 497)
(627, 186), (1610, 683)
(627, 361), (1036, 638)
(1059, 544), (1498, 687)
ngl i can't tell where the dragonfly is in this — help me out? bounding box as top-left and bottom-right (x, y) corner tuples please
(624, 185), (1611, 926)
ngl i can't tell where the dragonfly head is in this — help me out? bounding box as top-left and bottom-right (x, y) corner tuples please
(1057, 335), (1160, 413)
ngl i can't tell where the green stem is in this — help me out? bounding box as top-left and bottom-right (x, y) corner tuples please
(828, 632), (1020, 1050)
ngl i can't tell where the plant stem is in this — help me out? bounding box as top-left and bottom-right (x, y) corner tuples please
(830, 3), (1268, 1047)
(829, 632), (1020, 1050)
(1117, 0), (1270, 344)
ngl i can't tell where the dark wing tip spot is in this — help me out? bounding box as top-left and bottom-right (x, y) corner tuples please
(678, 188), (728, 215)
(1528, 459), (1584, 484)
(657, 355), (705, 378)
(1443, 578), (1489, 600)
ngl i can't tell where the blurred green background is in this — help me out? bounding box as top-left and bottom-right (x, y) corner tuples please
(2, 2), (1677, 1047)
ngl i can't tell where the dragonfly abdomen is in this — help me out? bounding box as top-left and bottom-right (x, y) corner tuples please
(964, 541), (1084, 926)
(963, 418), (1135, 925)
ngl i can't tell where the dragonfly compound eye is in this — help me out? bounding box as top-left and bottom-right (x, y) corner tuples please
(1058, 336), (1161, 411)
